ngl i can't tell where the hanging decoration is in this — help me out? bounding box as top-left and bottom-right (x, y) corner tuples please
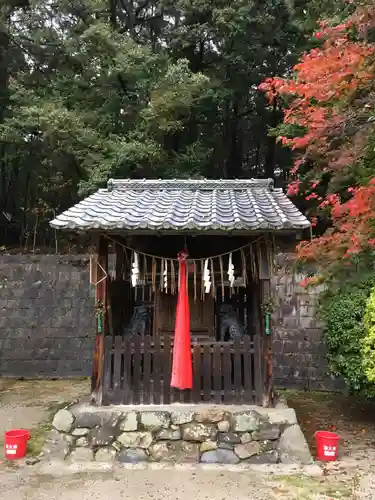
(219, 256), (225, 300)
(210, 258), (216, 298)
(203, 259), (211, 294)
(163, 259), (168, 293)
(105, 234), (272, 299)
(131, 252), (139, 287)
(193, 261), (197, 301)
(171, 250), (193, 390)
(160, 259), (164, 291)
(228, 252), (235, 287)
(171, 260), (176, 295)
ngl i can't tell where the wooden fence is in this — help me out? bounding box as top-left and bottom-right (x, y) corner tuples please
(102, 335), (264, 405)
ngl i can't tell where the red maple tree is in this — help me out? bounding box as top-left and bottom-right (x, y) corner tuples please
(260, 2), (375, 280)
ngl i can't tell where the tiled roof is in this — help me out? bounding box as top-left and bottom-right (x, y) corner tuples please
(49, 178), (311, 232)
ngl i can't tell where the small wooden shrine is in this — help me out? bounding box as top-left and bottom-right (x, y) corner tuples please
(50, 178), (310, 407)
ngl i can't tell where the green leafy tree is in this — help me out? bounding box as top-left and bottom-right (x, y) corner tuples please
(0, 0), (343, 249)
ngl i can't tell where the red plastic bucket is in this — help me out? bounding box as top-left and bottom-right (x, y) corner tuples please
(4, 429), (30, 460)
(315, 431), (340, 461)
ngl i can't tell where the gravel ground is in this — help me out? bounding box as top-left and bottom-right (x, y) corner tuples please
(0, 464), (356, 500)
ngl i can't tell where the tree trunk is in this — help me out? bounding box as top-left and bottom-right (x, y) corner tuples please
(264, 97), (278, 179)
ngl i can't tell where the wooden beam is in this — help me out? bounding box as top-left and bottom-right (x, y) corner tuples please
(91, 235), (109, 405)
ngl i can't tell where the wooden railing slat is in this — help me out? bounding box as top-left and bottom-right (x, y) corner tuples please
(143, 336), (151, 404)
(112, 336), (122, 404)
(202, 344), (211, 402)
(193, 344), (201, 403)
(222, 342), (232, 403)
(122, 337), (131, 404)
(213, 343), (221, 404)
(163, 335), (171, 404)
(242, 335), (253, 403)
(254, 334), (263, 405)
(153, 334), (161, 404)
(103, 335), (262, 406)
(132, 336), (141, 404)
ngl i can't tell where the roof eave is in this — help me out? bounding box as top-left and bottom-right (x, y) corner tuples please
(48, 224), (311, 236)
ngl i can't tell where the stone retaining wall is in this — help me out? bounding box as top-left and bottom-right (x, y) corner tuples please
(45, 404), (313, 466)
(0, 252), (343, 391)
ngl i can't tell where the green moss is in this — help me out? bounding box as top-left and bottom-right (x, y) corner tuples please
(27, 401), (69, 457)
(275, 475), (352, 499)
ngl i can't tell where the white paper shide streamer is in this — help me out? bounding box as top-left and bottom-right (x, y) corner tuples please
(163, 259), (168, 292)
(131, 252), (139, 287)
(228, 252), (235, 288)
(203, 259), (211, 294)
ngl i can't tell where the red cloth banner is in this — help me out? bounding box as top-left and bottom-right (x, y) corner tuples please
(171, 250), (193, 389)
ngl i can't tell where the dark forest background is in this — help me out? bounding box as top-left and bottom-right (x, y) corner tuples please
(0, 0), (349, 251)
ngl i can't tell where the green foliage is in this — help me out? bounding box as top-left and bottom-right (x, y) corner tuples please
(320, 272), (375, 397)
(362, 288), (375, 384)
(0, 0), (350, 249)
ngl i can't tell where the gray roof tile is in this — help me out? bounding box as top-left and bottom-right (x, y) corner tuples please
(50, 178), (311, 232)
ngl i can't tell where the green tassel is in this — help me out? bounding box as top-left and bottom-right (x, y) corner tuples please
(265, 313), (271, 335)
(97, 311), (103, 333)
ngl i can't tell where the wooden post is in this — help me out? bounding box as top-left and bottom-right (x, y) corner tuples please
(260, 279), (274, 408)
(91, 235), (109, 405)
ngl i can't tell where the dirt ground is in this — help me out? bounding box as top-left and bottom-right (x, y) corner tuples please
(0, 378), (89, 456)
(1, 380), (375, 499)
(286, 390), (375, 467)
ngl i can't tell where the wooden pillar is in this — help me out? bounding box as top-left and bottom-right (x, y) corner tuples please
(260, 279), (274, 408)
(91, 235), (109, 405)
(256, 235), (274, 408)
(252, 284), (264, 406)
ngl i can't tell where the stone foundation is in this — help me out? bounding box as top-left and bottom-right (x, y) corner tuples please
(45, 404), (313, 466)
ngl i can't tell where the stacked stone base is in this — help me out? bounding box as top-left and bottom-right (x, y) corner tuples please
(45, 404), (313, 466)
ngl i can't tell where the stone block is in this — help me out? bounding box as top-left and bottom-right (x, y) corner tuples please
(200, 441), (217, 453)
(95, 447), (116, 462)
(140, 411), (170, 430)
(63, 434), (76, 445)
(119, 412), (138, 432)
(52, 409), (75, 433)
(182, 422), (217, 442)
(218, 442), (233, 450)
(171, 411), (195, 425)
(72, 427), (90, 437)
(156, 428), (181, 440)
(218, 432), (241, 445)
(240, 433), (252, 444)
(149, 442), (199, 462)
(252, 424), (280, 441)
(88, 426), (117, 447)
(117, 431), (153, 449)
(69, 448), (94, 462)
(73, 409), (122, 429)
(232, 411), (261, 432)
(268, 408), (297, 426)
(195, 408), (226, 423)
(200, 449), (240, 464)
(244, 451), (279, 464)
(42, 429), (70, 460)
(117, 448), (148, 463)
(76, 437), (89, 447)
(261, 441), (277, 452)
(277, 425), (313, 465)
(234, 442), (261, 459)
(217, 420), (230, 432)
